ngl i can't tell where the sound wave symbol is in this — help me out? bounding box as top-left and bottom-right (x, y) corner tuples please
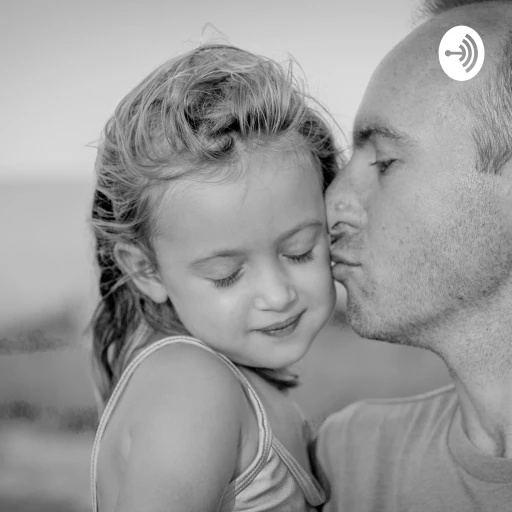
(445, 34), (478, 72)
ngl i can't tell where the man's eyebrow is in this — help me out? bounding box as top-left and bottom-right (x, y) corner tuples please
(189, 221), (323, 268)
(353, 123), (417, 149)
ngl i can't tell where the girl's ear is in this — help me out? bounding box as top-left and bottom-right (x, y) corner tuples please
(113, 243), (168, 303)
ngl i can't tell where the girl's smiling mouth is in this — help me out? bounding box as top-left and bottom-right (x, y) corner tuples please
(255, 310), (305, 337)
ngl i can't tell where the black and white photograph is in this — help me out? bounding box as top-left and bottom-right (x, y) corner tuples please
(1, 0), (512, 510)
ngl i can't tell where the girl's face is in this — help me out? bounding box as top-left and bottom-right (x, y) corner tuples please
(152, 142), (336, 369)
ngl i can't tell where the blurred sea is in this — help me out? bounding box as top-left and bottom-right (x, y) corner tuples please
(0, 180), (451, 512)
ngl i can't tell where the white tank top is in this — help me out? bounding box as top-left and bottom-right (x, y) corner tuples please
(90, 335), (326, 511)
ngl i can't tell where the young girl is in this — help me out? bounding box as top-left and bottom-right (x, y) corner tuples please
(90, 44), (341, 512)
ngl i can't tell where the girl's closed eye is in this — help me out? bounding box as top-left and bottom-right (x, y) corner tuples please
(287, 249), (315, 263)
(212, 269), (243, 288)
(211, 249), (315, 289)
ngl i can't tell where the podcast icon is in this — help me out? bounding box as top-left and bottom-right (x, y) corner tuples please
(439, 26), (485, 81)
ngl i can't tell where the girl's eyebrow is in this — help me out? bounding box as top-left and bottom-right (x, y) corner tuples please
(276, 220), (323, 243)
(190, 249), (245, 268)
(190, 220), (323, 268)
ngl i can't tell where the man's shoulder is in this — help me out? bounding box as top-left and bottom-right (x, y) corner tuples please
(318, 384), (457, 450)
(313, 385), (458, 501)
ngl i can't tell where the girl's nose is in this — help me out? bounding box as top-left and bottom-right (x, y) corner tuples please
(253, 267), (298, 311)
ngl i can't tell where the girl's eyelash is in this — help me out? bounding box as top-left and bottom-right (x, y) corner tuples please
(212, 269), (242, 288)
(212, 250), (315, 288)
(372, 159), (396, 174)
(287, 249), (314, 263)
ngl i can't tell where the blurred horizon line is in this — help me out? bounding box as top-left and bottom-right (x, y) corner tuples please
(0, 173), (94, 183)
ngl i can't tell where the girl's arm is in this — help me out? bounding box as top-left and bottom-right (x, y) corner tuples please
(113, 343), (245, 512)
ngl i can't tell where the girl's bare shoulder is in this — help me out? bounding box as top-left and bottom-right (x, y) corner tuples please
(120, 341), (247, 428)
(99, 341), (249, 511)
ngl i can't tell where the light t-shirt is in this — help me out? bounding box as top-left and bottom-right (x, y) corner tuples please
(314, 385), (512, 512)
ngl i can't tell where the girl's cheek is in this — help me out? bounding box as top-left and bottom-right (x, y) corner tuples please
(300, 263), (332, 296)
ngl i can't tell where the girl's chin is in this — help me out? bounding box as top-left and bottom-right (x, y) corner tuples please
(253, 339), (313, 368)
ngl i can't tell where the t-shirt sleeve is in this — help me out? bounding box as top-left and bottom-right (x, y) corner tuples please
(313, 400), (401, 512)
(311, 388), (460, 512)
(311, 402), (367, 510)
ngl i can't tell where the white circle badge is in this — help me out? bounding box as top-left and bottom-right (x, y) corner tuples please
(438, 26), (485, 81)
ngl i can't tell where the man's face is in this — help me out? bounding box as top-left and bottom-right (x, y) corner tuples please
(326, 26), (512, 346)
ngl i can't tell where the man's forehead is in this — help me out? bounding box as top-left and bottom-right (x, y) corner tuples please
(370, 29), (450, 98)
(374, 2), (510, 95)
(353, 65), (445, 148)
(353, 19), (470, 139)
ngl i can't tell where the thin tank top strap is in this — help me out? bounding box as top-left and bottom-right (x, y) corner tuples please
(90, 335), (272, 511)
(210, 350), (326, 504)
(201, 348), (274, 498)
(271, 436), (326, 506)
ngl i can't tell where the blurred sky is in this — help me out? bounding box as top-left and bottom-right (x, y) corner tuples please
(0, 0), (417, 181)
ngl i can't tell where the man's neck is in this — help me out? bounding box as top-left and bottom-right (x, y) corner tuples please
(430, 300), (512, 458)
(453, 377), (512, 458)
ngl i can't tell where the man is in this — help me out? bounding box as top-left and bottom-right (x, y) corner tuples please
(316, 1), (512, 510)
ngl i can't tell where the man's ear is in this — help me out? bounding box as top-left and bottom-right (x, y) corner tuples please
(113, 243), (168, 303)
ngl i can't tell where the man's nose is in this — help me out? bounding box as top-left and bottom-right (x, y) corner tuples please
(326, 165), (367, 237)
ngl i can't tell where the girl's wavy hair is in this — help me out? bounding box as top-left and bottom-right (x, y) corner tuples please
(90, 44), (343, 405)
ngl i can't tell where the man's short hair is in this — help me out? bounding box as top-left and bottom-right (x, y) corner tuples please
(420, 0), (512, 174)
